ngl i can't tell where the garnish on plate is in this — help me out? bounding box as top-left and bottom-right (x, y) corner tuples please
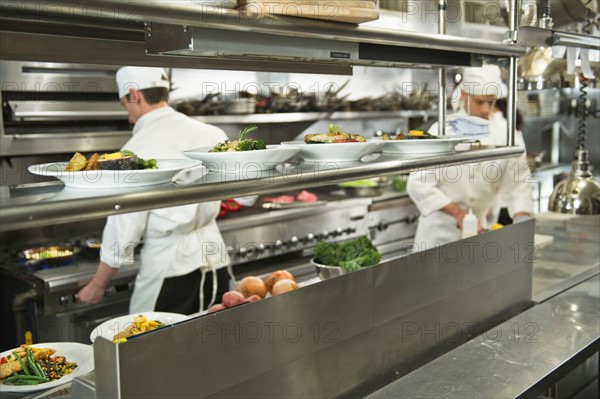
(64, 150), (157, 171)
(210, 125), (267, 152)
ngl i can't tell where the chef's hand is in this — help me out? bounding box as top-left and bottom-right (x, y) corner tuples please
(77, 261), (119, 304)
(442, 203), (483, 233)
(77, 281), (105, 305)
(512, 212), (532, 224)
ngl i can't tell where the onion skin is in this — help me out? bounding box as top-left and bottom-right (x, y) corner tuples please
(271, 279), (299, 296)
(237, 276), (267, 299)
(264, 270), (296, 294)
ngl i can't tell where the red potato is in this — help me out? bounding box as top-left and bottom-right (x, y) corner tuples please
(271, 279), (299, 295)
(222, 291), (245, 308)
(207, 303), (226, 313)
(245, 295), (262, 303)
(237, 276), (267, 299)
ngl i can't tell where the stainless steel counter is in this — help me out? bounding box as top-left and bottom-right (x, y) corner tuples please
(367, 214), (600, 399)
(367, 274), (600, 399)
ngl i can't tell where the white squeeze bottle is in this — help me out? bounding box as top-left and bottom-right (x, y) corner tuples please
(462, 208), (478, 239)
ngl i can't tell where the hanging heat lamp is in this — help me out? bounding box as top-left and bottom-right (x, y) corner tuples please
(548, 74), (600, 215)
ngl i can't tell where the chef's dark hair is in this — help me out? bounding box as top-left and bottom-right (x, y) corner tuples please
(125, 87), (169, 104)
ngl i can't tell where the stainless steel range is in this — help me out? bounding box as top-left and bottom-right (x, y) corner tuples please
(0, 247), (138, 351)
(0, 185), (418, 351)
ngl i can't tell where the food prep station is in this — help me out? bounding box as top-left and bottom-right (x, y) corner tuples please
(1, 0), (599, 398)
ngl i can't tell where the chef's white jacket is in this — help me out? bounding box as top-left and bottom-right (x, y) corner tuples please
(407, 110), (534, 249)
(100, 107), (230, 313)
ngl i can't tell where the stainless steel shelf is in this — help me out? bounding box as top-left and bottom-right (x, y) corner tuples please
(0, 147), (524, 232)
(192, 110), (437, 125)
(6, 1), (525, 62)
(519, 26), (600, 50)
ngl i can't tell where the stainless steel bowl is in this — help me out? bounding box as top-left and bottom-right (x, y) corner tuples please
(311, 259), (345, 280)
(341, 186), (382, 197)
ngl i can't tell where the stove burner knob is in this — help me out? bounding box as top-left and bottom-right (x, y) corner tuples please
(306, 233), (315, 241)
(290, 236), (299, 244)
(239, 247), (247, 258)
(60, 295), (72, 306)
(334, 227), (344, 236)
(274, 240), (283, 249)
(322, 230), (330, 239)
(258, 243), (267, 253)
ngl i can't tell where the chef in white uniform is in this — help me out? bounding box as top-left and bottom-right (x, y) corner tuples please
(77, 67), (230, 314)
(407, 65), (533, 250)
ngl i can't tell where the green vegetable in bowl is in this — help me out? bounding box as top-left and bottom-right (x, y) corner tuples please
(314, 236), (381, 273)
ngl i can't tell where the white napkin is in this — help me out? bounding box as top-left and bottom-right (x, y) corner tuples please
(171, 164), (208, 185)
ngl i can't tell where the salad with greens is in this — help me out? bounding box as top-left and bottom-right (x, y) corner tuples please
(210, 125), (267, 152)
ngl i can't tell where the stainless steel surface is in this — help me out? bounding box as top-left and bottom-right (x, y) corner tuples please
(0, 60), (132, 156)
(366, 274), (600, 399)
(10, 102), (127, 121)
(506, 0), (519, 148)
(518, 26), (600, 50)
(548, 150), (600, 214)
(0, 146), (525, 232)
(4, 0), (525, 58)
(192, 110), (439, 125)
(261, 200), (327, 209)
(92, 222), (534, 398)
(219, 198), (371, 265)
(0, 30), (352, 76)
(438, 0), (447, 136)
(342, 185), (383, 197)
(312, 259), (344, 280)
(146, 24), (360, 68)
(532, 213), (600, 302)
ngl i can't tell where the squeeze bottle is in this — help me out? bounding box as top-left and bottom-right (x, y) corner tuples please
(462, 208), (478, 239)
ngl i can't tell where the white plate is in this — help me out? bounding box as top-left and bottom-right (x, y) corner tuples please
(89, 312), (190, 343)
(183, 145), (300, 174)
(280, 141), (384, 162)
(28, 159), (203, 189)
(0, 342), (94, 393)
(371, 137), (467, 154)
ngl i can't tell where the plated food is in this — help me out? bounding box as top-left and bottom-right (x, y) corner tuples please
(0, 343), (93, 393)
(65, 150), (157, 171)
(184, 145), (300, 172)
(210, 125), (266, 152)
(381, 130), (438, 140)
(304, 124), (367, 144)
(90, 312), (190, 343)
(372, 135), (467, 155)
(28, 159), (202, 188)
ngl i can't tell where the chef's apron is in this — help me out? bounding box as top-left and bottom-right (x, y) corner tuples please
(128, 202), (230, 314)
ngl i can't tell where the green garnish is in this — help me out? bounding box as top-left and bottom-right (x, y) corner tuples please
(328, 124), (342, 134)
(238, 125), (259, 141)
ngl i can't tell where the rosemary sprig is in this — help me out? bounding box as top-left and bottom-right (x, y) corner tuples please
(238, 125), (258, 141)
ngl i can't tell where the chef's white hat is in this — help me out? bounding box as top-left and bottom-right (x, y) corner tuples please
(116, 66), (170, 99)
(459, 64), (508, 99)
